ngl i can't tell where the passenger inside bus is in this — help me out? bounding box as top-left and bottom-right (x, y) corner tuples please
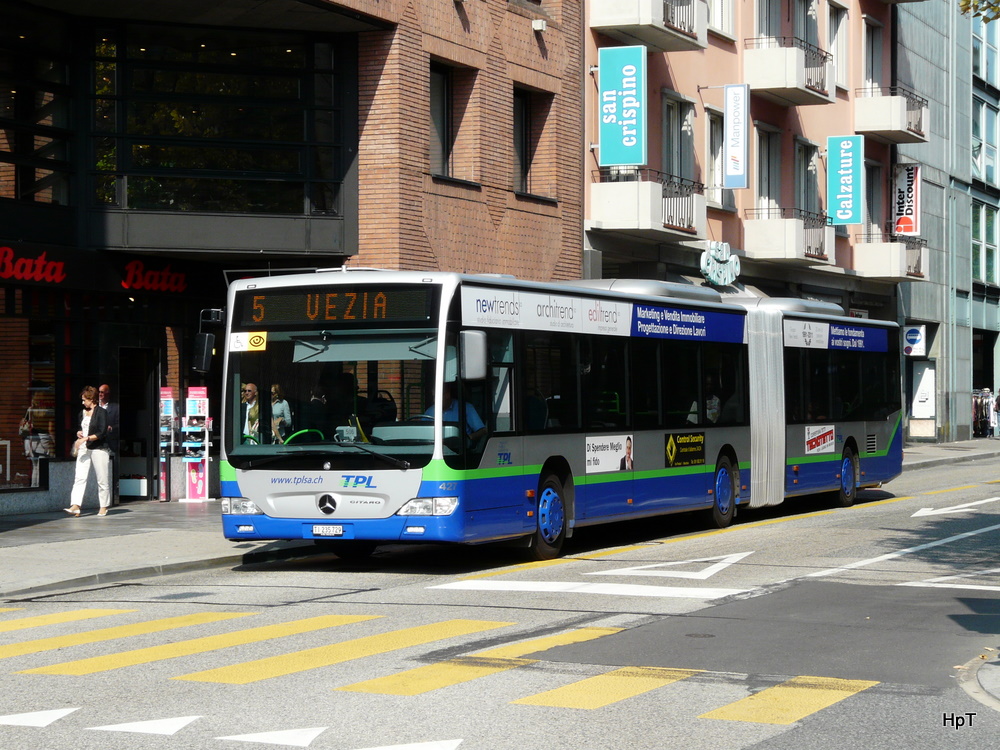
(425, 382), (487, 442)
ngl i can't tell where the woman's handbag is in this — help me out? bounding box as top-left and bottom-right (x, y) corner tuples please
(18, 409), (32, 437)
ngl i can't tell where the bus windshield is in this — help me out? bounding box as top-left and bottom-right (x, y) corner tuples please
(226, 284), (447, 469)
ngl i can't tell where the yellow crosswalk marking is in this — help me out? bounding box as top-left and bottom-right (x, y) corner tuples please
(338, 626), (622, 696)
(19, 615), (377, 676)
(513, 666), (701, 709)
(0, 609), (134, 633)
(700, 675), (879, 724)
(0, 612), (253, 660)
(176, 619), (513, 685)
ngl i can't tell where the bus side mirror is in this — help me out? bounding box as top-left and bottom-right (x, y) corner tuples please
(192, 332), (215, 373)
(460, 330), (488, 380)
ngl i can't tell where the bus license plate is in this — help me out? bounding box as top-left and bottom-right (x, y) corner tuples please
(313, 525), (344, 537)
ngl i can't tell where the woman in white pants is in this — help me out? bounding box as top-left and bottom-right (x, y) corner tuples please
(65, 386), (111, 517)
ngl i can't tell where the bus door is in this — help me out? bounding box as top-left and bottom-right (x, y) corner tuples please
(579, 335), (633, 518)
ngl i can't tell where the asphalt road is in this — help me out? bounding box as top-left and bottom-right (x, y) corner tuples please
(2, 459), (1000, 749)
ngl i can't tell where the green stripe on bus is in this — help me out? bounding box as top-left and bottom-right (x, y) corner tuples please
(579, 466), (713, 485)
(421, 460), (544, 482)
(787, 412), (903, 465)
(220, 460), (236, 482)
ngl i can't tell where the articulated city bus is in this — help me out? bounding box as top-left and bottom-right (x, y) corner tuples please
(219, 270), (902, 559)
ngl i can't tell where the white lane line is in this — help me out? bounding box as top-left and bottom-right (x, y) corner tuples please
(431, 580), (748, 599)
(807, 522), (1000, 578)
(585, 552), (755, 580)
(898, 565), (1000, 592)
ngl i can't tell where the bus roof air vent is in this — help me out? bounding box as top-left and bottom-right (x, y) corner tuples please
(732, 297), (846, 316)
(556, 278), (723, 304)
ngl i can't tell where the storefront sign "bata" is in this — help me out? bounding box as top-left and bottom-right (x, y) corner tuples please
(0, 246), (67, 282)
(0, 245), (187, 292)
(121, 260), (187, 292)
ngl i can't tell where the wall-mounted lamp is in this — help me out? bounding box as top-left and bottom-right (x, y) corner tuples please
(532, 19), (547, 33)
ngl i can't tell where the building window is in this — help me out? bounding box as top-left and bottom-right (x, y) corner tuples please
(829, 3), (849, 90)
(795, 140), (819, 214)
(90, 24), (350, 215)
(973, 98), (997, 185)
(973, 202), (998, 284)
(430, 62), (477, 182)
(794, 0), (819, 48)
(706, 110), (734, 209)
(864, 163), (882, 236)
(0, 9), (73, 206)
(974, 16), (999, 88)
(430, 64), (453, 178)
(513, 89), (531, 192)
(513, 87), (553, 197)
(708, 0), (733, 36)
(756, 127), (781, 210)
(757, 0), (781, 38)
(662, 94), (693, 179)
(864, 19), (883, 89)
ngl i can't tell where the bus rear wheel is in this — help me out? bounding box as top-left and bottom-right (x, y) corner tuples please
(528, 474), (567, 560)
(709, 456), (737, 528)
(835, 448), (859, 507)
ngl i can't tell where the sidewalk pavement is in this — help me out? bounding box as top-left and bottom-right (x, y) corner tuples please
(1, 438), (999, 702)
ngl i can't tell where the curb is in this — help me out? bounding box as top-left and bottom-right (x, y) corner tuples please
(903, 453), (1000, 472)
(958, 655), (1000, 713)
(0, 541), (317, 600)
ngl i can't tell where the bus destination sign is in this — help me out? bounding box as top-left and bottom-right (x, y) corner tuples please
(237, 287), (435, 327)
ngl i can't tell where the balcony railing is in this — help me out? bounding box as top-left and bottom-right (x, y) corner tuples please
(855, 86), (928, 137)
(664, 0), (698, 38)
(857, 226), (927, 278)
(594, 167), (704, 233)
(745, 37), (832, 94)
(745, 206), (830, 259)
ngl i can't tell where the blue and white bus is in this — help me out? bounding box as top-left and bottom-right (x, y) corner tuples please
(219, 270), (902, 559)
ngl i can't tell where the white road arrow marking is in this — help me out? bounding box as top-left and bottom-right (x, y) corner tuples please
(911, 497), (1000, 517)
(0, 708), (79, 727)
(355, 742), (463, 750)
(217, 727), (328, 747)
(88, 715), (201, 735)
(586, 551), (755, 579)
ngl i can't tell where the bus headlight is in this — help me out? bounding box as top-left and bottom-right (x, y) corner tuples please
(398, 497), (459, 516)
(221, 497), (264, 515)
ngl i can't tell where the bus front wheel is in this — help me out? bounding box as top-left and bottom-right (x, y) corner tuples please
(835, 448), (859, 507)
(709, 456), (737, 528)
(528, 474), (567, 560)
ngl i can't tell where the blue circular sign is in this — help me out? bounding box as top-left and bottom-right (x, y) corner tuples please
(905, 328), (922, 345)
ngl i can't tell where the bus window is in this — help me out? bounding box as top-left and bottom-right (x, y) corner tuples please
(488, 330), (513, 432)
(784, 349), (805, 423)
(831, 350), (861, 420)
(525, 331), (579, 430)
(663, 340), (700, 428)
(581, 335), (628, 428)
(630, 338), (661, 429)
(714, 344), (748, 426)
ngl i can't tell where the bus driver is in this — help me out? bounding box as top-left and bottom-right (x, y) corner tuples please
(424, 382), (487, 442)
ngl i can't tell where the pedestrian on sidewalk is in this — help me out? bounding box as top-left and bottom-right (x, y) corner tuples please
(65, 386), (112, 517)
(991, 388), (999, 439)
(98, 383), (121, 503)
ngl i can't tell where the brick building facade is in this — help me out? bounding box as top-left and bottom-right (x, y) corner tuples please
(0, 0), (585, 512)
